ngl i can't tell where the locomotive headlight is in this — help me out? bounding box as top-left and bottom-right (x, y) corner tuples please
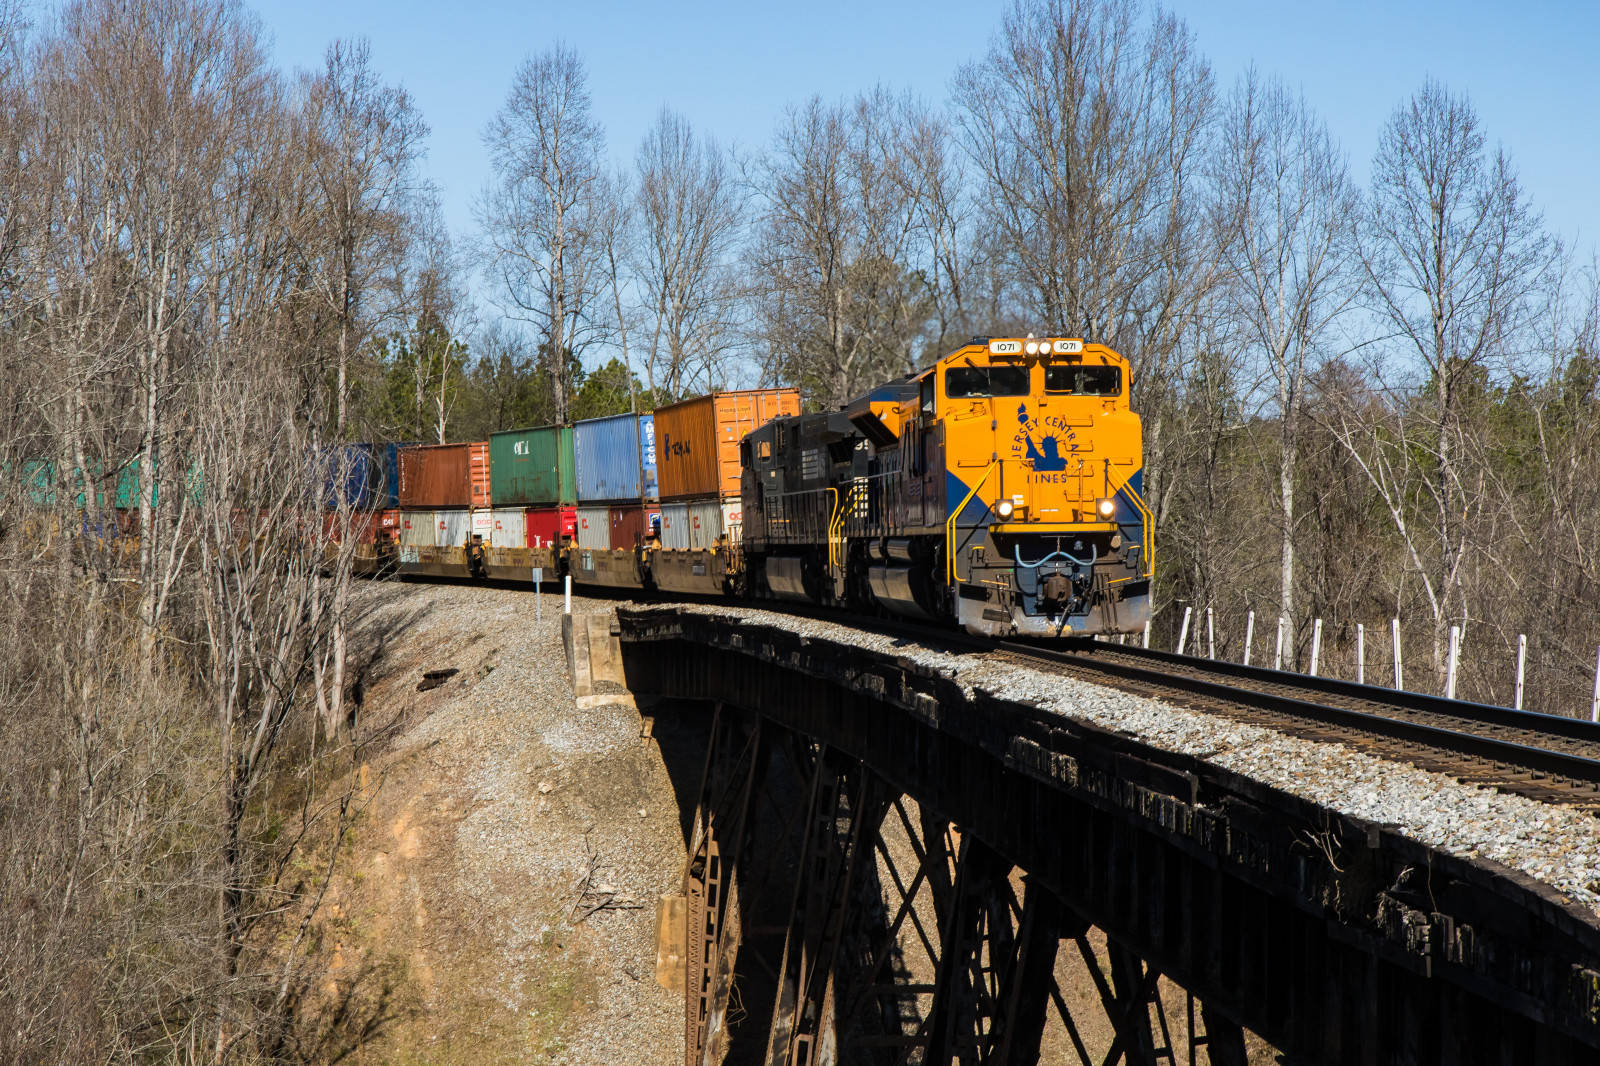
(996, 499), (1015, 519)
(1024, 340), (1040, 355)
(1095, 497), (1116, 519)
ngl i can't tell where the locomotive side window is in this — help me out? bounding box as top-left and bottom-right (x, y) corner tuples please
(946, 365), (1030, 398)
(1045, 364), (1121, 396)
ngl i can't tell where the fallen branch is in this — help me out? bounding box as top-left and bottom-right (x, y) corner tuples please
(569, 836), (643, 922)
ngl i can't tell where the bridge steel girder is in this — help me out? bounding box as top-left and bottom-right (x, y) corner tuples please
(618, 609), (1600, 1065)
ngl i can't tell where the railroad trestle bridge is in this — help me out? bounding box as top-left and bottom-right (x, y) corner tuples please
(569, 606), (1600, 1065)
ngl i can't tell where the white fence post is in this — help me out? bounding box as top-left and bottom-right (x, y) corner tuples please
(1590, 645), (1600, 724)
(1274, 616), (1286, 671)
(564, 574), (572, 615)
(1356, 623), (1365, 685)
(1206, 607), (1216, 659)
(1176, 606), (1192, 655)
(1445, 625), (1461, 700)
(1514, 634), (1527, 710)
(1242, 610), (1255, 667)
(1309, 618), (1323, 677)
(1142, 620), (1151, 649)
(1392, 617), (1403, 690)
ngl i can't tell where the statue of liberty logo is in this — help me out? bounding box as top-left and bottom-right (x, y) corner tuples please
(1017, 402), (1068, 472)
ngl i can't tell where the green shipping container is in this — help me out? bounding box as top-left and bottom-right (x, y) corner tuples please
(3, 457), (199, 509)
(115, 460), (152, 509)
(489, 425), (576, 506)
(7, 459), (103, 507)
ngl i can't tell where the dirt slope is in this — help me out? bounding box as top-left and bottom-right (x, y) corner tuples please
(318, 582), (684, 1065)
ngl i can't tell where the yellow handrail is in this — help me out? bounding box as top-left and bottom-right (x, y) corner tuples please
(824, 487), (841, 570)
(1119, 480), (1155, 578)
(944, 461), (998, 585)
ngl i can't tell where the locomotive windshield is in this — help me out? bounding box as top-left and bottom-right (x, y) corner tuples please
(1045, 363), (1121, 396)
(945, 365), (1029, 398)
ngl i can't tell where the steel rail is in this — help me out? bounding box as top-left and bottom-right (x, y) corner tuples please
(1001, 639), (1600, 791)
(739, 600), (1600, 798)
(1076, 639), (1600, 745)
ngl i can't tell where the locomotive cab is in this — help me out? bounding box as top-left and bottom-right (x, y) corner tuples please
(835, 337), (1151, 637)
(935, 337), (1152, 636)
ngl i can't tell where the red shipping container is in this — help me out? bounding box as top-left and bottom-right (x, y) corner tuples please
(323, 510), (379, 544)
(526, 505), (577, 548)
(397, 442), (491, 509)
(608, 505), (652, 550)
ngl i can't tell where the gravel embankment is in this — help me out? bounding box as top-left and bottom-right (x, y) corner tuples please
(657, 602), (1600, 915)
(335, 582), (684, 1065)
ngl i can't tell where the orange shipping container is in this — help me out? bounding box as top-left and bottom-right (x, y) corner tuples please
(397, 442), (491, 509)
(654, 388), (800, 500)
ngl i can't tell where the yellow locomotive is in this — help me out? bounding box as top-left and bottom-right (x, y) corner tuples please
(743, 337), (1152, 637)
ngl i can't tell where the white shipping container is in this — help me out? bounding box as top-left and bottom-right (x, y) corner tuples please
(688, 500), (725, 550)
(436, 509), (471, 547)
(398, 510), (435, 548)
(661, 499), (740, 551)
(490, 507), (527, 549)
(660, 503), (691, 551)
(471, 510), (494, 537)
(575, 506), (611, 550)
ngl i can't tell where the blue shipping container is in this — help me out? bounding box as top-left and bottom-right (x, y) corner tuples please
(639, 414), (658, 501)
(575, 413), (646, 502)
(378, 442), (420, 508)
(320, 445), (377, 509)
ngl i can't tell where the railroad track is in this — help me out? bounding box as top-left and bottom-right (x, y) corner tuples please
(728, 596), (1600, 811)
(393, 574), (1600, 811)
(989, 637), (1600, 812)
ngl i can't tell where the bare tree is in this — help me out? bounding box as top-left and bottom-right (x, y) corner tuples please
(634, 107), (744, 398)
(886, 96), (981, 352)
(45, 0), (275, 676)
(594, 167), (639, 408)
(0, 0), (400, 1057)
(1212, 70), (1359, 656)
(301, 37), (426, 739)
(952, 0), (1220, 535)
(751, 89), (932, 407)
(479, 44), (607, 423)
(1336, 79), (1553, 680)
(403, 191), (472, 443)
(305, 37), (426, 443)
(952, 0), (1212, 339)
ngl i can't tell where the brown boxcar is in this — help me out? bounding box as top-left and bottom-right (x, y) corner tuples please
(654, 389), (800, 500)
(322, 511), (379, 544)
(608, 504), (651, 550)
(397, 442), (491, 509)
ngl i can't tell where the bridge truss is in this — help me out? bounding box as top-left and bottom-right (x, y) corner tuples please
(601, 608), (1600, 1065)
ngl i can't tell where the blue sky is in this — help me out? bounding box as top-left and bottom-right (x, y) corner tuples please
(253, 0), (1598, 277)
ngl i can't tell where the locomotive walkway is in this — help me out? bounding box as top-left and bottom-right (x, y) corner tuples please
(567, 601), (1600, 1065)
